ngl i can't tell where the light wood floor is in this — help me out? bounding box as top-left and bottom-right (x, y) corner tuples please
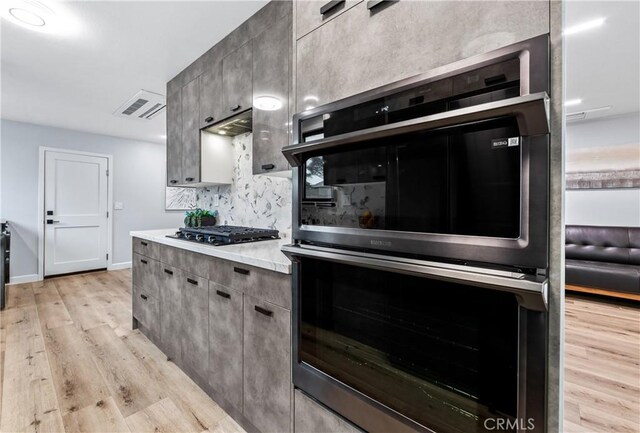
(0, 269), (245, 433)
(1, 270), (639, 433)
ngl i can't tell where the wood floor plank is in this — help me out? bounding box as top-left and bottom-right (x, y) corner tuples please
(5, 283), (36, 309)
(0, 306), (65, 433)
(43, 324), (111, 416)
(121, 331), (229, 431)
(62, 396), (130, 433)
(83, 324), (167, 417)
(125, 397), (202, 433)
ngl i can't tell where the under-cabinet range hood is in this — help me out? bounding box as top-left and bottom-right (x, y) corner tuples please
(203, 109), (252, 137)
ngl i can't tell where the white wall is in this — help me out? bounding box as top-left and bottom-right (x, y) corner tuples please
(0, 119), (184, 280)
(565, 112), (640, 227)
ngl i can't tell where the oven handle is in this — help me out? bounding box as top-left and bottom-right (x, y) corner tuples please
(282, 244), (548, 311)
(282, 92), (549, 166)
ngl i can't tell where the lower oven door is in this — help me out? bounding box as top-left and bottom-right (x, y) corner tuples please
(283, 245), (547, 433)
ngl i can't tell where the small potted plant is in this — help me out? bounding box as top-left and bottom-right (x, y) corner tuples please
(184, 209), (218, 228)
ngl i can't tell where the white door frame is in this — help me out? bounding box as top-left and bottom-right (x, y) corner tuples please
(37, 147), (114, 280)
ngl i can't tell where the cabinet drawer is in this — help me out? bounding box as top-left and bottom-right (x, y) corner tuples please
(132, 253), (159, 299)
(243, 296), (291, 433)
(296, 0), (363, 40)
(160, 246), (211, 280)
(208, 282), (243, 410)
(209, 260), (291, 310)
(133, 237), (160, 260)
(133, 285), (160, 341)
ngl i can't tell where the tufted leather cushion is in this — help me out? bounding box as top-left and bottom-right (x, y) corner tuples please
(566, 225), (633, 265)
(566, 259), (640, 294)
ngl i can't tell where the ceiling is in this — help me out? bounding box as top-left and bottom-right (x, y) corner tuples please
(565, 0), (640, 121)
(1, 1), (637, 143)
(0, 1), (268, 144)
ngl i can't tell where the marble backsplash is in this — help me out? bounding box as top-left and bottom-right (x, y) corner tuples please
(195, 132), (293, 238)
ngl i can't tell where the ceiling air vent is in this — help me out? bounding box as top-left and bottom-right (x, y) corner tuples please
(114, 90), (166, 120)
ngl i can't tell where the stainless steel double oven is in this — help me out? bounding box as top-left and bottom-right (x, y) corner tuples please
(282, 35), (550, 433)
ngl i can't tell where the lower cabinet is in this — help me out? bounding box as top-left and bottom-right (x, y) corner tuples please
(243, 296), (291, 433)
(159, 264), (183, 364)
(132, 284), (160, 343)
(181, 273), (209, 382)
(208, 282), (243, 409)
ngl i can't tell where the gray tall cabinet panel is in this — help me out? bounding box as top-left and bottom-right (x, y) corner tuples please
(159, 264), (183, 365)
(252, 13), (291, 174)
(222, 42), (253, 116)
(181, 77), (201, 185)
(181, 273), (209, 382)
(166, 89), (183, 186)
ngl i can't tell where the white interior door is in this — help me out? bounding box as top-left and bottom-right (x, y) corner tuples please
(44, 151), (109, 276)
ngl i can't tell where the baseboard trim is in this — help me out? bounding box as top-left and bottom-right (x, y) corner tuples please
(8, 274), (41, 285)
(108, 261), (132, 271)
(566, 284), (640, 302)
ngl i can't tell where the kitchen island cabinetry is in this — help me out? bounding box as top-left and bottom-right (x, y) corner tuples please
(131, 234), (291, 433)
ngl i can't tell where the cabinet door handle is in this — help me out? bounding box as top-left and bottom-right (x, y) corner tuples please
(140, 294), (148, 300)
(231, 104), (242, 112)
(254, 305), (273, 317)
(164, 269), (173, 275)
(320, 0), (344, 15)
(205, 116), (214, 123)
(216, 290), (231, 299)
(261, 163), (275, 171)
(169, 180), (178, 184)
(141, 241), (148, 246)
(187, 278), (198, 285)
(233, 267), (250, 275)
(367, 0), (396, 10)
(185, 177), (195, 182)
(140, 259), (148, 264)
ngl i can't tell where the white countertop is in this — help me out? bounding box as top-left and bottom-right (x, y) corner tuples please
(130, 229), (292, 274)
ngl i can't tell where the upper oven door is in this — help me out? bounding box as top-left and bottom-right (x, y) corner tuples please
(284, 36), (550, 270)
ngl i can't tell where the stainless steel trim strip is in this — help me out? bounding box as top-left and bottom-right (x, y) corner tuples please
(282, 244), (548, 311)
(283, 92), (550, 166)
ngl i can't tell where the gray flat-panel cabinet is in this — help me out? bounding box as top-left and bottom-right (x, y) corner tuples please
(295, 0), (363, 39)
(208, 282), (243, 410)
(294, 389), (363, 433)
(243, 296), (291, 433)
(199, 61), (224, 129)
(159, 264), (183, 365)
(222, 42), (253, 118)
(181, 273), (209, 381)
(166, 89), (183, 186)
(295, 0), (549, 111)
(252, 13), (291, 175)
(181, 77), (201, 185)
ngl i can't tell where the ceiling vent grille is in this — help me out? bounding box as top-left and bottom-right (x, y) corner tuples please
(114, 90), (165, 120)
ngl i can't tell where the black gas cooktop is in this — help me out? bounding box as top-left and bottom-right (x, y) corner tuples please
(166, 225), (279, 246)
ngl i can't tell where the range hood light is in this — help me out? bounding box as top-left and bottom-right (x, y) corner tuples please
(254, 96), (283, 111)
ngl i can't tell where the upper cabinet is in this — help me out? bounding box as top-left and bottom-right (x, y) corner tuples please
(252, 13), (291, 174)
(199, 60), (224, 129)
(181, 77), (201, 185)
(166, 88), (183, 187)
(222, 42), (253, 117)
(295, 0), (549, 111)
(295, 0), (363, 39)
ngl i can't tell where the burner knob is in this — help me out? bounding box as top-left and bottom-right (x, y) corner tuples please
(207, 236), (216, 244)
(175, 231), (183, 237)
(196, 234), (204, 242)
(184, 233), (192, 240)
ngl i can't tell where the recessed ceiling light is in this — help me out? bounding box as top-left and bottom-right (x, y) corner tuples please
(253, 96), (283, 111)
(564, 17), (606, 36)
(1, 0), (79, 35)
(219, 130), (227, 135)
(9, 7), (45, 26)
(565, 98), (582, 107)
